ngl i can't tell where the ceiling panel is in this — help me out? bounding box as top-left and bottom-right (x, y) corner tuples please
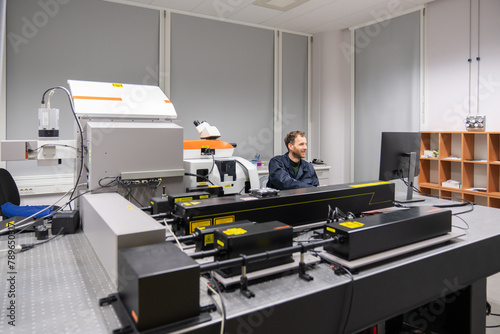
(228, 5), (283, 25)
(258, 0), (335, 28)
(191, 0), (259, 19)
(116, 0), (434, 33)
(150, 0), (205, 11)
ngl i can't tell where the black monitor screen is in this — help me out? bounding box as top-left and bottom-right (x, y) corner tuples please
(379, 132), (421, 181)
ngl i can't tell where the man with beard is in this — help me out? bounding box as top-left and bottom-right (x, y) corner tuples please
(266, 131), (319, 190)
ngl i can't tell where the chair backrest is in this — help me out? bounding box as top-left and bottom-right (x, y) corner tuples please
(259, 175), (269, 188)
(0, 169), (21, 216)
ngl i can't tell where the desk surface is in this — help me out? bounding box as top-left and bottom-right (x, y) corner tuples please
(1, 194), (500, 333)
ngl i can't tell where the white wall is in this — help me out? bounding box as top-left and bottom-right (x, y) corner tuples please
(313, 0), (500, 186)
(423, 0), (500, 131)
(312, 29), (352, 185)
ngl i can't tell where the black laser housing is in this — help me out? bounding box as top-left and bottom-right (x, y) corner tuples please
(193, 219), (257, 251)
(118, 242), (200, 331)
(174, 181), (395, 235)
(151, 191), (210, 215)
(324, 206), (452, 261)
(214, 220), (294, 277)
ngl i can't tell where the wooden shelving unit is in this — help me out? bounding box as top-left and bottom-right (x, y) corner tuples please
(419, 131), (500, 209)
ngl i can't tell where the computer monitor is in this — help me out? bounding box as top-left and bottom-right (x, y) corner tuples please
(379, 132), (423, 202)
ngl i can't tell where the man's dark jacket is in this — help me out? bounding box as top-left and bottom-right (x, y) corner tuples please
(266, 153), (319, 190)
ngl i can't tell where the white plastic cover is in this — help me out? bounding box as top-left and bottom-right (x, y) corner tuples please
(67, 80), (177, 119)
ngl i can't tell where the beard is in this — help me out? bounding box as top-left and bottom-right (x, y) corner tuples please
(290, 148), (305, 160)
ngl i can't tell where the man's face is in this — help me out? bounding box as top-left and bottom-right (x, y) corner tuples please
(288, 135), (307, 161)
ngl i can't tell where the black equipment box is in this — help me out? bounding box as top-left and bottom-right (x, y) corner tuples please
(51, 210), (80, 234)
(324, 206), (452, 260)
(118, 242), (200, 331)
(214, 220), (294, 277)
(193, 220), (257, 251)
(151, 192), (210, 215)
(187, 185), (223, 197)
(174, 181), (395, 235)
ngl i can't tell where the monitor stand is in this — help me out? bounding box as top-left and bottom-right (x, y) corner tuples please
(398, 152), (425, 204)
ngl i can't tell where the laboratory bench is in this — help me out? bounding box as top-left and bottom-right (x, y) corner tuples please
(1, 194), (500, 333)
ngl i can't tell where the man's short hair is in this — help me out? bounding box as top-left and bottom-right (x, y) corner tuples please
(284, 131), (305, 150)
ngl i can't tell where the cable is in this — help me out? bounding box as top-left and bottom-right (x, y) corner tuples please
(451, 204), (474, 216)
(476, 0), (481, 116)
(398, 177), (474, 230)
(325, 262), (355, 334)
(209, 153), (216, 176)
(399, 176), (474, 209)
(452, 214), (470, 230)
(13, 186), (75, 235)
(238, 186), (246, 195)
(122, 184), (141, 207)
(208, 272), (226, 334)
(33, 227), (64, 246)
(185, 153), (217, 187)
(29, 144), (77, 152)
(27, 144), (77, 159)
(98, 176), (121, 188)
(59, 175), (161, 213)
(486, 302), (500, 328)
(57, 186), (108, 211)
(164, 218), (183, 251)
(468, 0), (473, 117)
(46, 89), (55, 108)
(40, 86), (84, 210)
(184, 172), (215, 185)
(14, 227), (65, 253)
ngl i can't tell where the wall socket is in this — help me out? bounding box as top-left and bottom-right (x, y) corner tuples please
(465, 115), (485, 131)
(18, 187), (35, 194)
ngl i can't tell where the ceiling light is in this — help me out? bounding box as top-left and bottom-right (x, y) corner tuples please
(253, 0), (310, 11)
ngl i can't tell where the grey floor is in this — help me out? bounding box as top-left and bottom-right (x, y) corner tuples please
(487, 273), (500, 332)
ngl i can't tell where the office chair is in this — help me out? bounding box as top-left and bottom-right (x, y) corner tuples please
(0, 168), (21, 218)
(259, 175), (269, 188)
(0, 168), (54, 219)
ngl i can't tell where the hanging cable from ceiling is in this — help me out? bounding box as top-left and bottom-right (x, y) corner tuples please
(465, 0), (485, 131)
(475, 0), (481, 117)
(467, 0), (472, 117)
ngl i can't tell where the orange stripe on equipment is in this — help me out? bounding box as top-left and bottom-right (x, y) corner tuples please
(72, 96), (123, 101)
(183, 140), (234, 150)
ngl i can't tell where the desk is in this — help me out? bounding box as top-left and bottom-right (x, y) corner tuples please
(1, 195), (499, 333)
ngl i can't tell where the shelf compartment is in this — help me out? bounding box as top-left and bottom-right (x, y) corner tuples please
(420, 132), (439, 157)
(440, 189), (463, 201)
(419, 187), (439, 197)
(462, 162), (487, 190)
(463, 192), (488, 206)
(419, 182), (440, 189)
(461, 160), (487, 164)
(420, 131), (500, 209)
(439, 160), (461, 188)
(463, 132), (488, 161)
(439, 132), (461, 160)
(489, 197), (500, 209)
(419, 159), (438, 185)
(488, 164), (500, 193)
(488, 133), (500, 162)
